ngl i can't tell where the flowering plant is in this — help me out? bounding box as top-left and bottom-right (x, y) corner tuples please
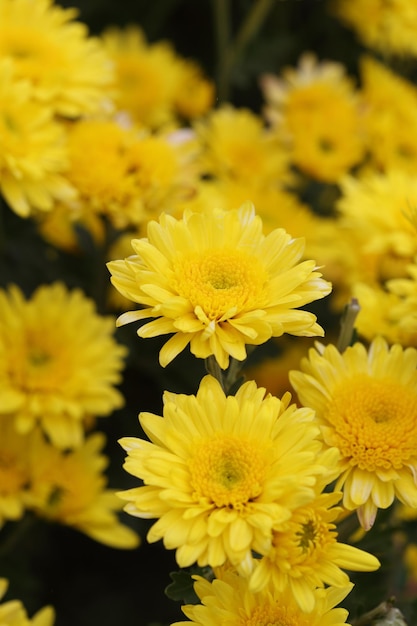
(1, 1), (417, 625)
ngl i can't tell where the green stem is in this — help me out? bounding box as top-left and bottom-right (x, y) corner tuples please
(337, 297), (361, 353)
(0, 513), (39, 558)
(205, 355), (225, 391)
(205, 355), (246, 395)
(212, 0), (232, 103)
(213, 0), (275, 102)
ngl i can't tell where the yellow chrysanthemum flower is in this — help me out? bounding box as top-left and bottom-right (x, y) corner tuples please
(173, 570), (353, 626)
(0, 579), (54, 626)
(101, 25), (180, 128)
(27, 431), (139, 549)
(107, 204), (331, 369)
(352, 283), (408, 346)
(249, 490), (380, 612)
(102, 25), (214, 127)
(118, 374), (339, 570)
(173, 58), (215, 121)
(65, 118), (199, 230)
(331, 0), (417, 57)
(184, 182), (358, 314)
(385, 263), (417, 343)
(337, 170), (417, 284)
(353, 267), (417, 347)
(0, 0), (114, 117)
(183, 177), (314, 238)
(290, 336), (417, 530)
(0, 418), (32, 527)
(64, 117), (143, 228)
(194, 105), (290, 187)
(360, 56), (417, 173)
(0, 283), (126, 449)
(0, 59), (75, 218)
(261, 53), (365, 183)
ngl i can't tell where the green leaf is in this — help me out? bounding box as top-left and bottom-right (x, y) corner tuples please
(165, 567), (213, 605)
(165, 570), (199, 605)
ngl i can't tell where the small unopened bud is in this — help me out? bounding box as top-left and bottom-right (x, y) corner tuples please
(374, 607), (408, 626)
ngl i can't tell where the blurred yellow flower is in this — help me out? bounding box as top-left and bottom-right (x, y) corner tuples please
(65, 118), (199, 230)
(352, 283), (408, 346)
(0, 283), (126, 449)
(118, 374), (337, 570)
(249, 490), (380, 612)
(0, 419), (32, 527)
(332, 0), (417, 57)
(0, 578), (54, 626)
(102, 25), (180, 128)
(290, 336), (417, 530)
(194, 104), (290, 187)
(102, 25), (214, 126)
(173, 570), (353, 626)
(360, 56), (417, 173)
(27, 431), (139, 549)
(261, 53), (365, 183)
(173, 58), (215, 121)
(0, 59), (75, 218)
(107, 203), (331, 369)
(385, 263), (417, 343)
(65, 117), (144, 228)
(0, 0), (114, 117)
(337, 169), (417, 284)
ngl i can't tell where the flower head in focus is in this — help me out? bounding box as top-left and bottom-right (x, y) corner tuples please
(0, 0), (114, 117)
(0, 578), (55, 626)
(118, 374), (337, 570)
(27, 431), (139, 549)
(107, 203), (331, 369)
(0, 283), (127, 449)
(172, 569), (353, 626)
(290, 336), (417, 529)
(249, 490), (380, 612)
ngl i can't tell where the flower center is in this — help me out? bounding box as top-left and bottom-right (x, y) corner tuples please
(67, 121), (136, 206)
(1, 28), (65, 81)
(324, 375), (417, 471)
(189, 435), (267, 509)
(173, 248), (268, 321)
(241, 604), (301, 626)
(270, 506), (335, 572)
(7, 330), (71, 392)
(296, 518), (318, 551)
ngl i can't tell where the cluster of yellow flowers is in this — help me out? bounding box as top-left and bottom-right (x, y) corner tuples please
(0, 283), (138, 549)
(2, 0), (417, 623)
